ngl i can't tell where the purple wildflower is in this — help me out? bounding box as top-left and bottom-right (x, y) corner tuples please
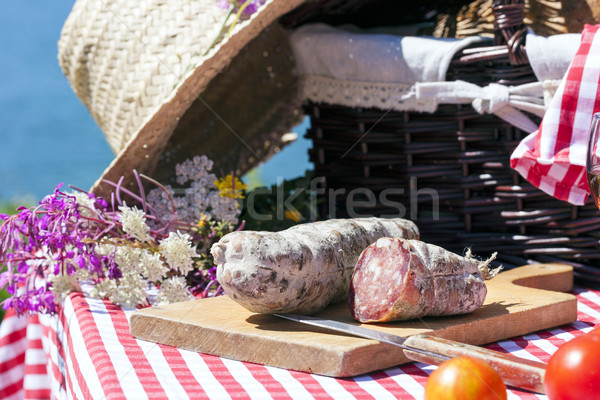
(0, 185), (108, 315)
(217, 0), (266, 17)
(1, 156), (240, 315)
(240, 0), (266, 16)
(216, 0), (229, 10)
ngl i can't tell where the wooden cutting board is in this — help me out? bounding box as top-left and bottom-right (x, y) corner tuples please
(130, 263), (577, 377)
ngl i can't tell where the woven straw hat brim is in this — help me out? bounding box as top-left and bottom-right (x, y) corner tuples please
(58, 0), (306, 197)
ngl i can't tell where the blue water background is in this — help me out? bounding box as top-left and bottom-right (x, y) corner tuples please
(0, 1), (311, 204)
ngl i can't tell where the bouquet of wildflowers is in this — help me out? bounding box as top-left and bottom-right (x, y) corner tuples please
(0, 155), (246, 316)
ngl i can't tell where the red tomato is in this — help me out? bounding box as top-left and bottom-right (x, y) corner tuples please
(424, 357), (507, 400)
(544, 334), (600, 400)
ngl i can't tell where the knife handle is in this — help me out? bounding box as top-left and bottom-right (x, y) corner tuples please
(403, 334), (546, 394)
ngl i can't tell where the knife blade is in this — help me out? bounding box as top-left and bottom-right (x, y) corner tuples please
(275, 313), (546, 394)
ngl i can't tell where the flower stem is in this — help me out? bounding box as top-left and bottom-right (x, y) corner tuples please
(227, 1), (252, 37)
(115, 176), (124, 206)
(100, 178), (159, 216)
(202, 6), (235, 57)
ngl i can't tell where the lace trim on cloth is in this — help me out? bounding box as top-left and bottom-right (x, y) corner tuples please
(299, 75), (438, 113)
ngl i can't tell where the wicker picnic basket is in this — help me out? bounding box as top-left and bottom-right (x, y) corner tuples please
(285, 0), (600, 286)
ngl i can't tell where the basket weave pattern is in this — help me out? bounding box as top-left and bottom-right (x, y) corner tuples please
(304, 0), (600, 285)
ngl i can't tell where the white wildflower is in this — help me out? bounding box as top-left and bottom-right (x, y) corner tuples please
(146, 186), (176, 227)
(94, 241), (114, 256)
(88, 279), (111, 300)
(139, 250), (168, 282)
(92, 271), (149, 309)
(70, 191), (97, 219)
(147, 155), (228, 226)
(175, 155), (215, 185)
(155, 276), (193, 305)
(48, 273), (80, 301)
(113, 246), (145, 275)
(206, 191), (240, 225)
(119, 204), (152, 243)
(159, 231), (198, 275)
(74, 266), (94, 282)
(87, 245), (162, 308)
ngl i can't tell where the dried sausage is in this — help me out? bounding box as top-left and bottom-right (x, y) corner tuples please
(211, 218), (419, 314)
(349, 237), (496, 323)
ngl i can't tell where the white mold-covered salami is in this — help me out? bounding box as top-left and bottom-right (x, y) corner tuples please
(349, 237), (495, 323)
(211, 217), (419, 314)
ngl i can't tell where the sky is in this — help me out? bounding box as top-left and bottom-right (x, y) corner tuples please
(0, 1), (114, 202)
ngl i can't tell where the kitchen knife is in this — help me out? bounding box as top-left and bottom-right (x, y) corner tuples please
(275, 313), (546, 394)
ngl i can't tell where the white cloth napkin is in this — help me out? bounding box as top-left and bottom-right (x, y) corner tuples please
(526, 32), (581, 82)
(289, 23), (487, 112)
(289, 24), (578, 120)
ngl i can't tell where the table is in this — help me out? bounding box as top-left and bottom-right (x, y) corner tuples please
(1, 287), (599, 400)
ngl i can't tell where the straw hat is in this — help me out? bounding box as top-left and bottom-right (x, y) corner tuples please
(58, 0), (311, 197)
(65, 0), (576, 197)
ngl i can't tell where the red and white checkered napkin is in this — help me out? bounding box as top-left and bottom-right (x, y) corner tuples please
(511, 24), (600, 205)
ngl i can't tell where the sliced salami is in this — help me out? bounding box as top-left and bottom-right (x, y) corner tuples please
(349, 237), (495, 323)
(211, 217), (419, 315)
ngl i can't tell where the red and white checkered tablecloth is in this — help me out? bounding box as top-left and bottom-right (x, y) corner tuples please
(1, 287), (599, 400)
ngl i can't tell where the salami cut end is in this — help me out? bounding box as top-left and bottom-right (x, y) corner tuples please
(349, 238), (488, 323)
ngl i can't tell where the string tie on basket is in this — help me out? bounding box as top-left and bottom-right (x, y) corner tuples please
(415, 80), (546, 134)
(473, 83), (509, 114)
